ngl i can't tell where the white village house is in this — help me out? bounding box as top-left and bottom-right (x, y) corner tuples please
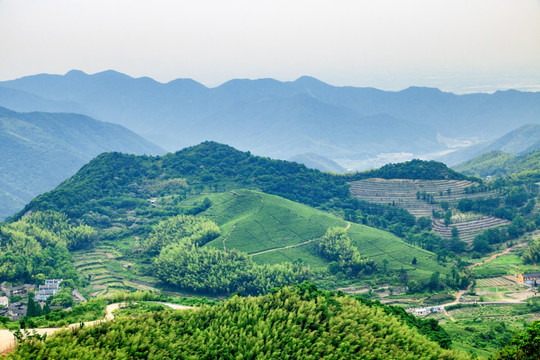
(35, 279), (63, 302)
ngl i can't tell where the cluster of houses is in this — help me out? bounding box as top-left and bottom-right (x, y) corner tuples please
(0, 279), (63, 320)
(518, 272), (540, 285)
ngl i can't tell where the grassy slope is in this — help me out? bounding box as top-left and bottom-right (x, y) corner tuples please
(190, 189), (446, 279)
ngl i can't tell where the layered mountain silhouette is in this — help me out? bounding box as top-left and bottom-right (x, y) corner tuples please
(2, 70), (538, 168)
(0, 106), (163, 220)
(440, 124), (540, 166)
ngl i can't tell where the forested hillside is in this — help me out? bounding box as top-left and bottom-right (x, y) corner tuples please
(455, 149), (540, 178)
(351, 159), (476, 181)
(0, 211), (95, 285)
(8, 285), (470, 360)
(18, 141), (350, 218)
(4, 142), (466, 296)
(0, 106), (163, 220)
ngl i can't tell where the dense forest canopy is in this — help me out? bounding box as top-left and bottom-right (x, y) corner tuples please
(0, 211), (95, 283)
(8, 285), (469, 360)
(350, 159), (478, 182)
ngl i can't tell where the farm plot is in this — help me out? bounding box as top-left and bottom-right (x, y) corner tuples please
(476, 277), (517, 287)
(195, 190), (448, 279)
(201, 190), (346, 255)
(349, 178), (496, 217)
(475, 276), (533, 302)
(443, 304), (540, 358)
(432, 216), (510, 243)
(73, 240), (159, 297)
(471, 250), (540, 278)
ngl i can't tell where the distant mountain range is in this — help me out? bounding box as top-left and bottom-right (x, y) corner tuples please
(0, 106), (163, 220)
(1, 70), (539, 169)
(439, 124), (540, 166)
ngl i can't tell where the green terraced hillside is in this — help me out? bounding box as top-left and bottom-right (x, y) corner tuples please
(188, 189), (447, 279)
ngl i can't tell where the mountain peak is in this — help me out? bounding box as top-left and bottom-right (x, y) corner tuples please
(92, 69), (133, 79)
(65, 69), (87, 77)
(292, 76), (330, 88)
(402, 86), (444, 94)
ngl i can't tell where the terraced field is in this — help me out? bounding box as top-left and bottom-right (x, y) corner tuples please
(349, 178), (496, 217)
(73, 238), (159, 297)
(432, 216), (510, 243)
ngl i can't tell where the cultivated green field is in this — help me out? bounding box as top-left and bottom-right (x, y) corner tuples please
(188, 189), (446, 277)
(440, 304), (540, 358)
(471, 248), (540, 279)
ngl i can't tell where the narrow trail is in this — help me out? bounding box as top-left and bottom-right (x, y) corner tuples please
(222, 224), (236, 251)
(467, 242), (527, 269)
(250, 222), (351, 256)
(250, 238), (318, 256)
(0, 302), (194, 355)
(442, 307), (455, 322)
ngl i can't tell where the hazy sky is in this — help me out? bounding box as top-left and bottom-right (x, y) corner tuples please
(1, 0), (539, 92)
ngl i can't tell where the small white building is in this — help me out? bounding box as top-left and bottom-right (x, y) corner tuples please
(36, 279), (63, 302)
(0, 296), (8, 307)
(413, 306), (443, 316)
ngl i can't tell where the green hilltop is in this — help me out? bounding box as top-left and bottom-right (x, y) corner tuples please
(4, 141), (458, 297)
(351, 158), (477, 181)
(191, 190), (445, 278)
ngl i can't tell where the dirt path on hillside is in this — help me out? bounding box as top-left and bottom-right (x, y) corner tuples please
(468, 242), (527, 269)
(0, 302), (194, 355)
(250, 222), (351, 256)
(222, 224), (236, 251)
(249, 238), (319, 256)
